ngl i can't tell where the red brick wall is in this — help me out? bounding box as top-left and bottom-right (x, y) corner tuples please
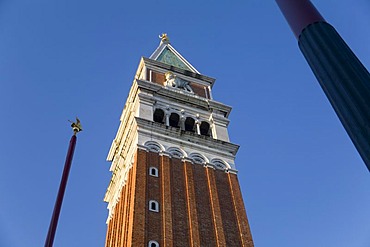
(131, 149), (146, 246)
(184, 161), (200, 246)
(229, 173), (254, 246)
(146, 152), (162, 243)
(151, 71), (166, 86)
(215, 169), (242, 246)
(206, 167), (226, 246)
(193, 165), (216, 246)
(105, 149), (254, 247)
(191, 83), (207, 98)
(170, 157), (191, 247)
(160, 155), (173, 246)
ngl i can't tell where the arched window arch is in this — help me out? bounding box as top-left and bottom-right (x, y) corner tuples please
(211, 158), (230, 170)
(153, 108), (165, 124)
(148, 240), (159, 247)
(200, 121), (211, 136)
(169, 112), (180, 128)
(149, 167), (158, 177)
(184, 117), (196, 132)
(188, 153), (208, 164)
(149, 200), (159, 212)
(167, 147), (186, 159)
(144, 141), (164, 152)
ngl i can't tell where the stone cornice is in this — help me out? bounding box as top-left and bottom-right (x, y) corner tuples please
(136, 79), (232, 117)
(209, 101), (232, 118)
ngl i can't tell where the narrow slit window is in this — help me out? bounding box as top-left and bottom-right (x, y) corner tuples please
(148, 240), (159, 247)
(149, 167), (158, 177)
(149, 200), (159, 212)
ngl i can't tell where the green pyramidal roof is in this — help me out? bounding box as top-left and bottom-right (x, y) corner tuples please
(149, 36), (200, 74)
(156, 47), (192, 71)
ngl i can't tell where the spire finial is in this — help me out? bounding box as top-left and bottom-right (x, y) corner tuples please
(159, 33), (170, 44)
(69, 117), (82, 135)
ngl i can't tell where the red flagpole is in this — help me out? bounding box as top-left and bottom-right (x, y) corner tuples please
(45, 119), (82, 247)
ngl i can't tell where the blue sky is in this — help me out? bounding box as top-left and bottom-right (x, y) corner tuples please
(1, 0), (370, 246)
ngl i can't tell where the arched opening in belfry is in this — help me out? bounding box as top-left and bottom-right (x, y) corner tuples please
(200, 121), (211, 136)
(169, 113), (180, 128)
(153, 108), (165, 124)
(184, 117), (195, 132)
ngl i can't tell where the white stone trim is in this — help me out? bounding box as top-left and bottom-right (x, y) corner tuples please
(144, 140), (165, 153)
(210, 158), (231, 170)
(140, 139), (235, 171)
(137, 118), (238, 166)
(188, 152), (208, 165)
(167, 146), (187, 159)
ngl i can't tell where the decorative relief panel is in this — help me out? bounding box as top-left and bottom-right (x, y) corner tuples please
(164, 71), (193, 93)
(146, 69), (209, 99)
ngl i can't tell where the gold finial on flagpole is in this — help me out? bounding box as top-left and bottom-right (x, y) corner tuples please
(69, 117), (82, 135)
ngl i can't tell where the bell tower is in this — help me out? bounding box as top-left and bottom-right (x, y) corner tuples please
(104, 34), (254, 247)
